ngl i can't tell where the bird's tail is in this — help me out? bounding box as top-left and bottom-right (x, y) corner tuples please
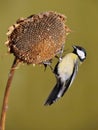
(44, 79), (65, 105)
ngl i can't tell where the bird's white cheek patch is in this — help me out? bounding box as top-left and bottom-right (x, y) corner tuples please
(77, 49), (85, 59)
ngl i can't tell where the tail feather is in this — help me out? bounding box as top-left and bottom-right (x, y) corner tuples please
(44, 79), (63, 105)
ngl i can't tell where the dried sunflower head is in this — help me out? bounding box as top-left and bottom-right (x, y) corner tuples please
(5, 11), (70, 64)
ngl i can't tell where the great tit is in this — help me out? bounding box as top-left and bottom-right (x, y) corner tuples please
(44, 45), (86, 105)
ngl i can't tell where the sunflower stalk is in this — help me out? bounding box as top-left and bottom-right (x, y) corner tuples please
(0, 58), (20, 130)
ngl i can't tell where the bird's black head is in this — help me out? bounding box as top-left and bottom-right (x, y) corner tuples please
(73, 45), (87, 61)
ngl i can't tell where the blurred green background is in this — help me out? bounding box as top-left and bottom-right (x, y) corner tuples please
(0, 0), (98, 130)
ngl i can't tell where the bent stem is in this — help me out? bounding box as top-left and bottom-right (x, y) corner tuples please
(0, 57), (20, 130)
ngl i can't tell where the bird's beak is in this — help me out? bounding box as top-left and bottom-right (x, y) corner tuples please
(72, 45), (76, 49)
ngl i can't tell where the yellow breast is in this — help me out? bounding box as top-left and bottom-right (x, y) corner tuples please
(58, 53), (79, 80)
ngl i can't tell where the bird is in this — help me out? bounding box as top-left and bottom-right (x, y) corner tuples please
(44, 45), (86, 105)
